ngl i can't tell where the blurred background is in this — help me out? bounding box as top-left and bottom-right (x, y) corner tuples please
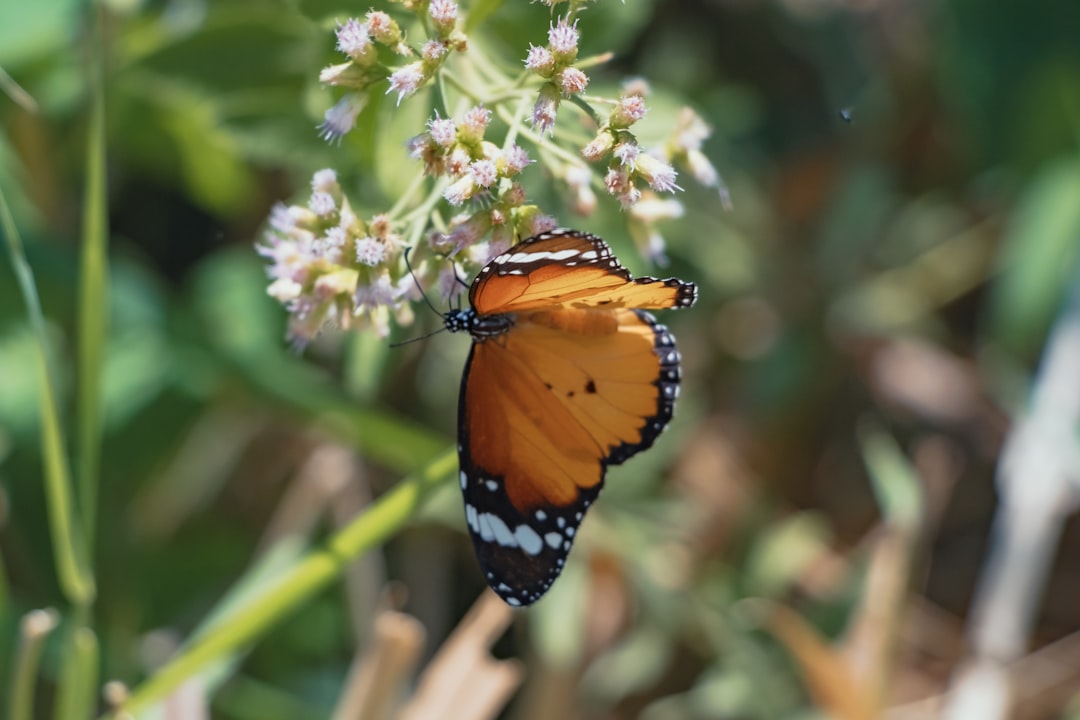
(2, 0), (1080, 718)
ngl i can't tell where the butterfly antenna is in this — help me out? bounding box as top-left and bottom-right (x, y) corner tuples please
(453, 266), (471, 310)
(389, 326), (448, 348)
(403, 246), (445, 319)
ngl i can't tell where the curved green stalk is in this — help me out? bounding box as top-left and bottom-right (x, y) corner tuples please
(108, 447), (457, 718)
(0, 190), (96, 605)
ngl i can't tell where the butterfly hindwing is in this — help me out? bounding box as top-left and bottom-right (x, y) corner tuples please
(458, 307), (682, 605)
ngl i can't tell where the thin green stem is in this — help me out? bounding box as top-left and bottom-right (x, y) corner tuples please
(107, 448), (457, 718)
(566, 94), (602, 127)
(0, 189), (96, 605)
(77, 1), (110, 550)
(503, 93), (533, 150)
(441, 68), (533, 107)
(402, 175), (453, 251)
(387, 169), (429, 220)
(0, 65), (38, 113)
(493, 105), (584, 166)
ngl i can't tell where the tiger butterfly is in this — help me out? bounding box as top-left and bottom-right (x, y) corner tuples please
(443, 229), (697, 606)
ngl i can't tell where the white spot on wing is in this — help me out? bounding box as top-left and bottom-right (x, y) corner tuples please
(515, 525), (543, 556)
(478, 513), (494, 541)
(545, 532), (562, 549)
(487, 513), (516, 547)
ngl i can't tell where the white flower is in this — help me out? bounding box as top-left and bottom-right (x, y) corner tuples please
(312, 169), (339, 193)
(428, 0), (458, 28)
(468, 159), (498, 188)
(387, 63), (425, 105)
(319, 94), (367, 142)
(443, 175), (475, 206)
(524, 45), (555, 73)
(428, 115), (457, 147)
(548, 16), (579, 56)
(636, 153), (680, 193)
(461, 106), (491, 138)
(335, 18), (371, 59)
(613, 142), (640, 167)
(558, 67), (589, 95)
(502, 145), (532, 175)
(309, 191), (336, 217)
(268, 277), (303, 303)
(355, 237), (386, 266)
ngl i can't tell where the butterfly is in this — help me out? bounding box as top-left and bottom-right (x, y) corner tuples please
(443, 229), (697, 606)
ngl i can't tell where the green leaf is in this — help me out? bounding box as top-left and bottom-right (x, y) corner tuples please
(988, 159), (1080, 358)
(858, 421), (923, 532)
(464, 0), (505, 34)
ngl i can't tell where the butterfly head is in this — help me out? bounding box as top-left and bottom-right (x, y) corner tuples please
(443, 308), (476, 334)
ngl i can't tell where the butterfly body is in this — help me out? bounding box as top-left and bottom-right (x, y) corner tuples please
(446, 229), (696, 606)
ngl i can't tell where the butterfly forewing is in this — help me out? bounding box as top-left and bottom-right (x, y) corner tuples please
(471, 230), (696, 315)
(451, 228), (695, 606)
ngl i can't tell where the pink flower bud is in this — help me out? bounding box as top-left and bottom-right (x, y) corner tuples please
(558, 67), (589, 95)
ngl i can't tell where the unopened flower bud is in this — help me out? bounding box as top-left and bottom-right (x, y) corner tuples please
(582, 131), (615, 161)
(524, 44), (556, 76)
(558, 67), (589, 95)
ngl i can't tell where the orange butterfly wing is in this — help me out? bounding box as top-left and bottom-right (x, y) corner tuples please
(470, 230), (696, 314)
(451, 229), (695, 606)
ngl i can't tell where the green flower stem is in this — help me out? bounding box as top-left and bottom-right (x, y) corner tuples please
(0, 65), (37, 113)
(109, 447), (457, 718)
(441, 68), (532, 108)
(402, 177), (452, 248)
(501, 93), (532, 150)
(77, 3), (110, 549)
(387, 169), (428, 220)
(493, 106), (584, 166)
(0, 189), (96, 605)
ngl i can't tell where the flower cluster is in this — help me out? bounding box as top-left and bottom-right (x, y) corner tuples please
(319, 6), (467, 141)
(667, 108), (731, 209)
(524, 16), (588, 134)
(260, 0), (729, 346)
(580, 84), (680, 208)
(406, 106), (555, 275)
(258, 170), (414, 344)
